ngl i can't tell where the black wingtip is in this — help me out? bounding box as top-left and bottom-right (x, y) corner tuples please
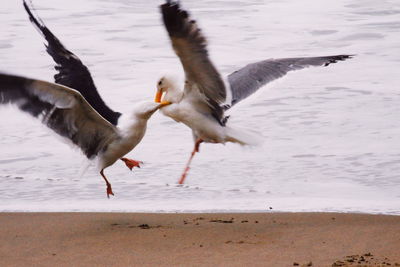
(23, 0), (76, 62)
(164, 0), (179, 6)
(0, 73), (30, 92)
(161, 0), (190, 37)
(23, 0), (57, 46)
(323, 54), (355, 67)
(161, 0), (179, 12)
(23, 0), (45, 33)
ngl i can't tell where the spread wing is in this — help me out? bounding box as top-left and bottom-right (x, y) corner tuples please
(23, 0), (121, 125)
(227, 55), (353, 107)
(0, 73), (119, 159)
(161, 1), (226, 125)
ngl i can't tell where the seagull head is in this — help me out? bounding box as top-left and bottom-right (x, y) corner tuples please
(154, 74), (181, 103)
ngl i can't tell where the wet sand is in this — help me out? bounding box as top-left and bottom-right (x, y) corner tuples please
(1, 212), (400, 267)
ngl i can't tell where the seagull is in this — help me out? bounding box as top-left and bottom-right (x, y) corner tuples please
(155, 1), (353, 184)
(0, 1), (170, 197)
(0, 73), (169, 197)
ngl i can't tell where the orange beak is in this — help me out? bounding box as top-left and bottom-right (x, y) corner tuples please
(154, 90), (163, 103)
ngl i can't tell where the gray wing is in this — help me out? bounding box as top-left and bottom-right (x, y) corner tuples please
(0, 73), (119, 159)
(161, 1), (226, 125)
(227, 55), (353, 107)
(23, 0), (121, 125)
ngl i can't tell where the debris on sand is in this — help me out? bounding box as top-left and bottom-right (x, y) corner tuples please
(332, 253), (399, 266)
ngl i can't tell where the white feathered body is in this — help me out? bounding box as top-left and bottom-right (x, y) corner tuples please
(160, 97), (261, 146)
(98, 114), (147, 169)
(160, 100), (226, 143)
(96, 101), (163, 170)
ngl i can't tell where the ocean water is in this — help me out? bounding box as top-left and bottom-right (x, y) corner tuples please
(1, 0), (399, 213)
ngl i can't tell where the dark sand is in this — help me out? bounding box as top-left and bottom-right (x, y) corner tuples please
(1, 212), (399, 266)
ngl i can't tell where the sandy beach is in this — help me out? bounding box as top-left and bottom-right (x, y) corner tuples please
(1, 212), (399, 266)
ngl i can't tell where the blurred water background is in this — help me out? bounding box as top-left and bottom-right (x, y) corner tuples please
(1, 0), (399, 213)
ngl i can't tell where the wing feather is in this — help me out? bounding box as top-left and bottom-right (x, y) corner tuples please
(161, 2), (226, 125)
(23, 0), (121, 125)
(227, 55), (353, 107)
(0, 73), (119, 159)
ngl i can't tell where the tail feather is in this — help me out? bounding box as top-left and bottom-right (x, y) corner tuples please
(78, 159), (93, 179)
(225, 126), (263, 146)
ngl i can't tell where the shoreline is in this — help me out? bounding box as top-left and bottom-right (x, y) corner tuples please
(1, 212), (400, 266)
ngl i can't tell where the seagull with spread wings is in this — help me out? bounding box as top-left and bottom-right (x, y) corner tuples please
(155, 1), (353, 184)
(0, 1), (169, 198)
(0, 74), (168, 197)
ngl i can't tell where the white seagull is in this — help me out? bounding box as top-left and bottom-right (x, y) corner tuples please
(0, 73), (169, 197)
(155, 1), (353, 184)
(0, 2), (169, 197)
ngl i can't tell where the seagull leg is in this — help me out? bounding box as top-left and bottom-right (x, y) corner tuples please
(120, 158), (143, 171)
(178, 139), (203, 184)
(194, 138), (203, 153)
(100, 169), (114, 198)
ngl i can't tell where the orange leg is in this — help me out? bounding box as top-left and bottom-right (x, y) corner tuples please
(121, 158), (143, 171)
(178, 139), (203, 184)
(100, 169), (114, 198)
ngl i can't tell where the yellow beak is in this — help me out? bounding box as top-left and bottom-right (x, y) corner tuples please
(154, 90), (163, 103)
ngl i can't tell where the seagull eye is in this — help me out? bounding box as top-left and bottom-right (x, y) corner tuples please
(158, 81), (162, 86)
